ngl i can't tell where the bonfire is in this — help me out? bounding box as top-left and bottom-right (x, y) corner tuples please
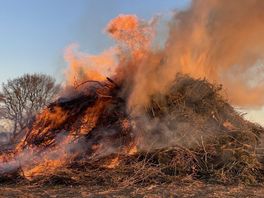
(1, 1), (264, 190)
(0, 74), (263, 186)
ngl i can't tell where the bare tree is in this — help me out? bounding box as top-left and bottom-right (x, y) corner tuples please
(0, 74), (60, 136)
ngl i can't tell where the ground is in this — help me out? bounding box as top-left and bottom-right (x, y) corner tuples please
(1, 181), (264, 198)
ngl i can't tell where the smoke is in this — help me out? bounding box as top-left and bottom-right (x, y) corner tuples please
(0, 133), (86, 179)
(64, 43), (118, 86)
(64, 15), (158, 85)
(61, 1), (264, 147)
(65, 0), (264, 114)
(128, 0), (264, 113)
(106, 14), (156, 59)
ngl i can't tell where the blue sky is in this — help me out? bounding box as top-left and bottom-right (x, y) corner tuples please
(0, 0), (190, 83)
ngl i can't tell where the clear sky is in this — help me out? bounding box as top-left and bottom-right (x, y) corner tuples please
(0, 0), (263, 126)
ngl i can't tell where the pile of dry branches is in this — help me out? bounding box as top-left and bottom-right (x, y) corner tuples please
(0, 74), (264, 186)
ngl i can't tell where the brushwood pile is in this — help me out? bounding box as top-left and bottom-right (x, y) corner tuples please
(0, 74), (264, 186)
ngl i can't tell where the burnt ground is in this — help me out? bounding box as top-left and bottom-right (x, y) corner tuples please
(0, 181), (263, 198)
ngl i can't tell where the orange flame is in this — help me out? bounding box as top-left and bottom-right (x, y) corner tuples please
(128, 145), (138, 156)
(106, 14), (154, 59)
(64, 44), (118, 86)
(104, 156), (120, 169)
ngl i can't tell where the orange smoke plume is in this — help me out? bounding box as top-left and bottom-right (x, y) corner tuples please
(64, 44), (118, 86)
(64, 1), (264, 112)
(106, 14), (155, 60)
(64, 15), (155, 87)
(128, 0), (264, 112)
